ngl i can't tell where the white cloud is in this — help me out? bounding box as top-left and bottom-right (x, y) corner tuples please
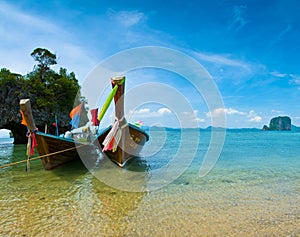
(248, 116), (262, 122)
(194, 52), (250, 70)
(0, 1), (97, 80)
(228, 5), (248, 32)
(269, 24), (292, 47)
(206, 108), (263, 125)
(271, 71), (300, 86)
(157, 108), (172, 115)
(196, 118), (205, 123)
(247, 110), (255, 116)
(246, 110), (262, 122)
(226, 108), (245, 115)
(0, 1), (64, 39)
(107, 9), (146, 27)
(128, 108), (204, 128)
(182, 110), (205, 123)
(191, 50), (260, 85)
(130, 107), (172, 118)
(134, 108), (150, 114)
(294, 79), (300, 85)
(289, 76), (300, 86)
(270, 71), (289, 78)
(206, 107), (245, 117)
(0, 2), (65, 73)
(271, 109), (284, 114)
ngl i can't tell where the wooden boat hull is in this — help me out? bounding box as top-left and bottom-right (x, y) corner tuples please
(20, 98), (96, 170)
(96, 123), (149, 167)
(35, 132), (92, 170)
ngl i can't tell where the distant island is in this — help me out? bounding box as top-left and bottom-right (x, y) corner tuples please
(144, 122), (300, 132)
(262, 116), (291, 131)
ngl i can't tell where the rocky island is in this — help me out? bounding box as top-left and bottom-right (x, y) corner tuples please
(262, 116), (291, 131)
(0, 48), (87, 144)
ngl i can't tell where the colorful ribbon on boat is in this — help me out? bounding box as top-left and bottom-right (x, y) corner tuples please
(70, 103), (83, 129)
(134, 121), (143, 127)
(102, 117), (127, 152)
(20, 110), (28, 126)
(26, 128), (38, 156)
(25, 128), (38, 172)
(90, 108), (100, 126)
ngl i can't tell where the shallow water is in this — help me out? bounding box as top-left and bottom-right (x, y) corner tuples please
(0, 130), (299, 236)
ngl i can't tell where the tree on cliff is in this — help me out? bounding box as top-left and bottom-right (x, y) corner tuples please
(22, 47), (88, 128)
(30, 48), (57, 83)
(0, 48), (88, 143)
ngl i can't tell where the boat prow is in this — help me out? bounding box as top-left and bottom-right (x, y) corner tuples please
(20, 99), (95, 170)
(96, 123), (149, 167)
(94, 76), (149, 167)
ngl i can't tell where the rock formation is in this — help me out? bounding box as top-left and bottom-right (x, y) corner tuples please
(263, 116), (291, 131)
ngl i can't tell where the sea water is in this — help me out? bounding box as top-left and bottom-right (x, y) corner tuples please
(0, 130), (299, 236)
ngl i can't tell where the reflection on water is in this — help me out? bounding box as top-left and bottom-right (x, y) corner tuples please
(0, 144), (14, 166)
(79, 146), (152, 192)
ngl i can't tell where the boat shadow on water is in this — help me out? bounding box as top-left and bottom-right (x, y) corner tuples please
(50, 158), (89, 177)
(83, 153), (152, 192)
(122, 156), (151, 172)
(49, 147), (100, 180)
(50, 147), (151, 182)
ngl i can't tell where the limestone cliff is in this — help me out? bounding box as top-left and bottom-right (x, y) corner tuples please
(263, 116), (291, 131)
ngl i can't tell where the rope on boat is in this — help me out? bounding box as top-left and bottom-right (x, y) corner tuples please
(0, 144), (87, 169)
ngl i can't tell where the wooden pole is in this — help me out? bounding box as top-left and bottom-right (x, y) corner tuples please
(111, 76), (126, 164)
(20, 99), (37, 132)
(111, 76), (125, 124)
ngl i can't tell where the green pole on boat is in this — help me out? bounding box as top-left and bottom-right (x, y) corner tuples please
(98, 77), (125, 122)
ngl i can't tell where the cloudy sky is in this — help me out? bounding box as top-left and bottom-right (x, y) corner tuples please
(0, 0), (299, 128)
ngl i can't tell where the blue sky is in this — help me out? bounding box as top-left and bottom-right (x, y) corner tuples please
(0, 0), (299, 128)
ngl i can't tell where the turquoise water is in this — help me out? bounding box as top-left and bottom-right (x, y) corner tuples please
(0, 130), (299, 236)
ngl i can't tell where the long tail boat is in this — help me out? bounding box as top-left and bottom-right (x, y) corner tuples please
(20, 99), (94, 170)
(95, 76), (149, 167)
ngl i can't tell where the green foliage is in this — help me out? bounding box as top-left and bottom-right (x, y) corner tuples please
(0, 68), (21, 85)
(0, 48), (88, 129)
(31, 48), (57, 66)
(0, 69), (25, 132)
(30, 48), (59, 88)
(0, 68), (24, 103)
